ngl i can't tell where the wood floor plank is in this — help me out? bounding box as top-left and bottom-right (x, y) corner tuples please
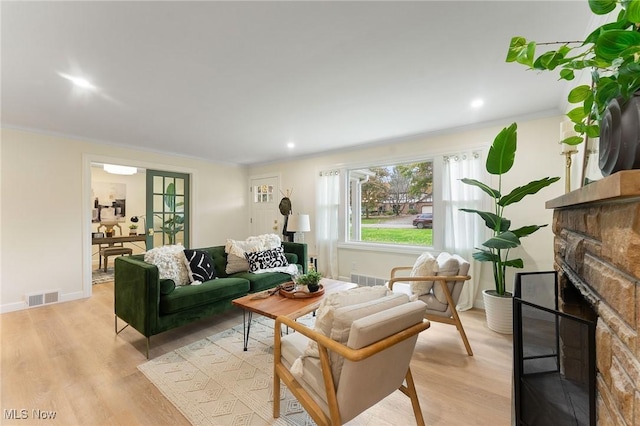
(1, 281), (513, 425)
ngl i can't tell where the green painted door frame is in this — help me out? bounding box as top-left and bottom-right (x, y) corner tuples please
(146, 170), (190, 248)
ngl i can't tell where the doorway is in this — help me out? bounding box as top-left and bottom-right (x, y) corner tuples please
(250, 175), (281, 237)
(85, 158), (192, 297)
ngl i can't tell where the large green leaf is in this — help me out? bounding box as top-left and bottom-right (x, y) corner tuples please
(567, 106), (588, 122)
(589, 0), (617, 15)
(595, 30), (640, 61)
(504, 258), (525, 268)
(568, 85), (593, 103)
(486, 123), (517, 175)
(506, 37), (527, 62)
(460, 208), (511, 232)
(472, 249), (499, 263)
(498, 177), (561, 206)
(627, 0), (640, 23)
(164, 182), (176, 211)
(460, 178), (501, 199)
(482, 231), (520, 249)
(511, 224), (548, 238)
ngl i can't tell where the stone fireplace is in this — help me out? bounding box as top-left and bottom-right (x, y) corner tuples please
(547, 170), (640, 425)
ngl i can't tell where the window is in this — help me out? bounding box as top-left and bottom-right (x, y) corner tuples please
(348, 160), (434, 247)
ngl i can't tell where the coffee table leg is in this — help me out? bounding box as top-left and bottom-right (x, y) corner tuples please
(243, 310), (253, 351)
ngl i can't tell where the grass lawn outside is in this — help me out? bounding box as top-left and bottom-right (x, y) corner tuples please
(361, 228), (433, 245)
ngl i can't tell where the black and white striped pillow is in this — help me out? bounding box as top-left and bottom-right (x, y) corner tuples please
(183, 249), (216, 283)
(244, 246), (289, 272)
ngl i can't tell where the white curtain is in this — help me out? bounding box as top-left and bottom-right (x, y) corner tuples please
(442, 151), (486, 311)
(316, 169), (340, 278)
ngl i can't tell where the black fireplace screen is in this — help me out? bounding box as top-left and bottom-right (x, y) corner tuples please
(513, 271), (596, 426)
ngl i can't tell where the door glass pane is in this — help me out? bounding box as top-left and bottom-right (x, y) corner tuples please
(153, 194), (164, 213)
(175, 178), (185, 196)
(153, 175), (163, 192)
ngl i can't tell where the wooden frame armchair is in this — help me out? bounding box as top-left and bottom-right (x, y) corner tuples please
(388, 253), (473, 356)
(274, 300), (430, 425)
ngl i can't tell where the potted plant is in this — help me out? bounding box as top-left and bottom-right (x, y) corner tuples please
(460, 123), (560, 333)
(128, 224), (138, 236)
(296, 269), (322, 293)
(506, 0), (640, 175)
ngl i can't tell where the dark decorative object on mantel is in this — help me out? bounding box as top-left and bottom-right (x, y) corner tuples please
(599, 92), (640, 176)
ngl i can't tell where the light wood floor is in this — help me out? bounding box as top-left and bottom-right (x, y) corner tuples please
(1, 281), (513, 425)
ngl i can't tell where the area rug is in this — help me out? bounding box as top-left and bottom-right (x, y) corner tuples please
(92, 267), (114, 285)
(138, 316), (317, 425)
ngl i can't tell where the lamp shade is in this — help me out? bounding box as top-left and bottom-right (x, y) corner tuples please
(288, 214), (310, 232)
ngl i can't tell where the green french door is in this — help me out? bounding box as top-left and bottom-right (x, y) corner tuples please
(146, 170), (190, 248)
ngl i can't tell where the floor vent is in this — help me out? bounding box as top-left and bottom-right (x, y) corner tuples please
(350, 274), (387, 287)
(25, 290), (60, 307)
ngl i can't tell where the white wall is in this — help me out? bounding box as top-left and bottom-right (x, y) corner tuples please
(249, 115), (567, 308)
(0, 128), (249, 312)
(1, 115), (568, 312)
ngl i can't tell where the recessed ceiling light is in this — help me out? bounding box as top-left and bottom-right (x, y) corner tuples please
(287, 142), (295, 149)
(58, 72), (96, 90)
(471, 99), (484, 108)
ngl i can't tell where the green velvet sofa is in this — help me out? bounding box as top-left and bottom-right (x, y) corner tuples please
(114, 242), (307, 357)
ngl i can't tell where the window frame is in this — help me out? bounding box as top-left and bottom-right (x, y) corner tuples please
(339, 154), (445, 255)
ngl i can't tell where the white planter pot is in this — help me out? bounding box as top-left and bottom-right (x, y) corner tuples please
(483, 289), (513, 334)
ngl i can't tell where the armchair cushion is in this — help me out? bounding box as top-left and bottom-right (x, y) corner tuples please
(329, 293), (409, 385)
(314, 285), (390, 340)
(410, 252), (438, 296)
(433, 252), (460, 304)
(291, 286), (391, 378)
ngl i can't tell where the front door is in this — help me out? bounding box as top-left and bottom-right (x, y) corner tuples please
(250, 175), (281, 237)
(147, 170), (190, 248)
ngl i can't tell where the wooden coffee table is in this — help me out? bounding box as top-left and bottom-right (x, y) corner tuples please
(232, 278), (357, 351)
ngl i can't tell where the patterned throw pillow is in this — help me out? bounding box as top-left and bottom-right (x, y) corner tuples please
(183, 249), (216, 283)
(244, 246), (289, 272)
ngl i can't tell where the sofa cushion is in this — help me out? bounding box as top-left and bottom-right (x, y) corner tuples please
(159, 278), (249, 315)
(144, 244), (190, 286)
(229, 271), (291, 293)
(183, 249), (216, 283)
(244, 246), (289, 272)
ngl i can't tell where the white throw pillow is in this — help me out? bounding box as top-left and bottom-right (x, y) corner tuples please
(432, 252), (460, 304)
(144, 244), (190, 286)
(224, 234), (282, 274)
(410, 252), (438, 296)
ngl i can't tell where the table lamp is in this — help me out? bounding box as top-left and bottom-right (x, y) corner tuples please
(287, 214), (310, 243)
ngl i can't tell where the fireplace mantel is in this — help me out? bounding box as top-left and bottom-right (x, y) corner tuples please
(547, 170), (640, 209)
(547, 170), (640, 426)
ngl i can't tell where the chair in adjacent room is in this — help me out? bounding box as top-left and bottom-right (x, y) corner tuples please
(273, 293), (430, 426)
(388, 252), (473, 356)
(98, 226), (132, 272)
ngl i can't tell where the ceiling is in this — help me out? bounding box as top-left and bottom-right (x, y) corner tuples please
(2, 1), (597, 165)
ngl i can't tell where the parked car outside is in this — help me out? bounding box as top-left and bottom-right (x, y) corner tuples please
(412, 213), (433, 229)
